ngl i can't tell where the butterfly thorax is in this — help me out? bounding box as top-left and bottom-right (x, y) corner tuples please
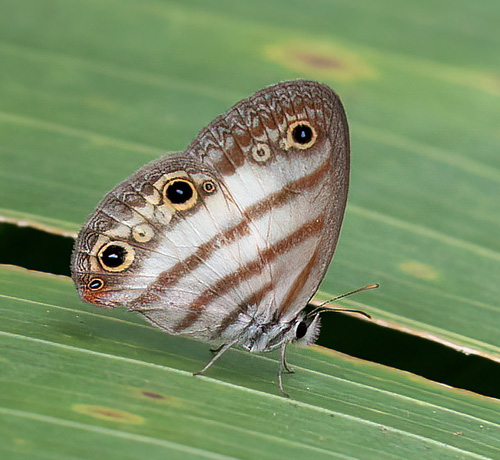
(232, 305), (299, 353)
(217, 304), (320, 353)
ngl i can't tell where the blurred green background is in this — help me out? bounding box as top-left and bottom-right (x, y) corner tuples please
(1, 1), (499, 459)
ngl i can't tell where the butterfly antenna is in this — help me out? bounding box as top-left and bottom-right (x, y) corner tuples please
(307, 283), (379, 319)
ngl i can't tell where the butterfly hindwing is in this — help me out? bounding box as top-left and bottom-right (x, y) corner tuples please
(71, 80), (349, 347)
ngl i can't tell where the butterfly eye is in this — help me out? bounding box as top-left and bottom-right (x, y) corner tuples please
(98, 242), (135, 272)
(294, 315), (321, 346)
(295, 321), (308, 340)
(287, 121), (318, 149)
(88, 278), (104, 291)
(163, 178), (198, 210)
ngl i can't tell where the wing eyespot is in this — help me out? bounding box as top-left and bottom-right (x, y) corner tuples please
(251, 144), (272, 163)
(98, 242), (135, 272)
(88, 278), (104, 291)
(163, 178), (198, 210)
(132, 224), (154, 243)
(286, 120), (318, 150)
(201, 180), (216, 194)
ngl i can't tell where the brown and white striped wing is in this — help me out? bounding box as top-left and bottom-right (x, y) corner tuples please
(71, 80), (349, 344)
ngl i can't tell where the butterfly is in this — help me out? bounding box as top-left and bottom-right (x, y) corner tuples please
(71, 79), (353, 396)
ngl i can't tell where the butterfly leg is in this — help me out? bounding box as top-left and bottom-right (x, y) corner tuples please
(283, 364), (295, 374)
(277, 342), (291, 398)
(281, 344), (295, 374)
(194, 340), (238, 376)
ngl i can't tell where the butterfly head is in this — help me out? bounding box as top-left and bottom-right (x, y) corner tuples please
(292, 312), (322, 347)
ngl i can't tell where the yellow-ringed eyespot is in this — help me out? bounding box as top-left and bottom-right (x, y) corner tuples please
(132, 224), (154, 243)
(286, 120), (317, 149)
(201, 180), (216, 194)
(163, 178), (198, 211)
(88, 278), (104, 291)
(251, 144), (272, 162)
(98, 242), (135, 272)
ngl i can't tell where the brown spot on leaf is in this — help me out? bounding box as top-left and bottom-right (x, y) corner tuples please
(264, 41), (377, 82)
(132, 388), (184, 407)
(142, 391), (165, 399)
(72, 404), (144, 425)
(296, 53), (342, 70)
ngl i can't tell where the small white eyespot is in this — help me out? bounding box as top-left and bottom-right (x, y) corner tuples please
(251, 144), (272, 162)
(132, 224), (154, 243)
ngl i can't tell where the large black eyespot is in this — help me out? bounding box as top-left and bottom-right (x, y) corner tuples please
(98, 242), (135, 272)
(287, 120), (317, 149)
(101, 245), (126, 268)
(296, 321), (308, 340)
(292, 124), (313, 144)
(166, 180), (193, 204)
(163, 178), (198, 210)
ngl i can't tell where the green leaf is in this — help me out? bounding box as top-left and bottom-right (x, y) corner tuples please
(1, 0), (499, 458)
(1, 265), (500, 459)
